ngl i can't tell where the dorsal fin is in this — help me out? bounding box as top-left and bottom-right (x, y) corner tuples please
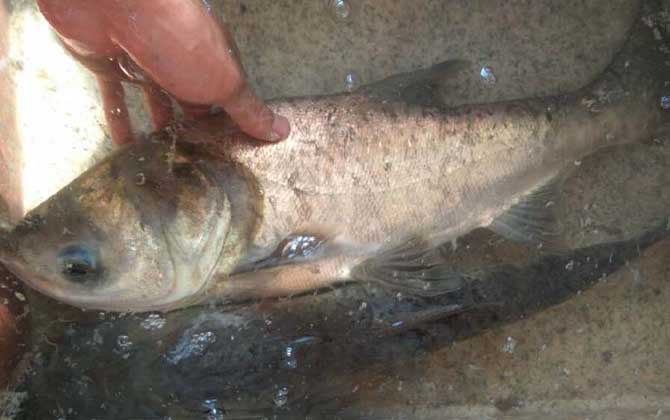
(357, 60), (471, 108)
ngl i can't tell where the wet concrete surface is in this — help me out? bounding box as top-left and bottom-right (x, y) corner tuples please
(1, 0), (670, 418)
(340, 230), (670, 419)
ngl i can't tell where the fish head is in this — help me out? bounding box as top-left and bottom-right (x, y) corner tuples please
(0, 141), (233, 312)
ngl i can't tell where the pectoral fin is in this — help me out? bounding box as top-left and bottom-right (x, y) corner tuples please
(209, 256), (351, 303)
(211, 233), (475, 303)
(349, 237), (471, 297)
(489, 178), (566, 251)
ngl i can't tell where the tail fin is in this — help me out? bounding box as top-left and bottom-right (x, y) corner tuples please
(468, 220), (670, 317)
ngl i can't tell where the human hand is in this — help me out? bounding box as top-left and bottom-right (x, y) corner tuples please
(36, 0), (290, 145)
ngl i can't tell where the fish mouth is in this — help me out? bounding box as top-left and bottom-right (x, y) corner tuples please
(0, 259), (59, 303)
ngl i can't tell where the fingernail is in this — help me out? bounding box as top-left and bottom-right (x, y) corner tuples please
(269, 115), (290, 141)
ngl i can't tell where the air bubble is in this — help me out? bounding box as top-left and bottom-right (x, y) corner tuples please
(345, 71), (360, 92)
(202, 399), (223, 420)
(116, 335), (132, 349)
(190, 332), (216, 354)
(115, 335), (133, 357)
(480, 66), (497, 85)
(274, 386), (289, 407)
(141, 313), (166, 331)
(135, 172), (146, 186)
(200, 0), (212, 13)
(501, 336), (517, 353)
(282, 336), (318, 369)
(92, 329), (104, 346)
(328, 0), (352, 19)
(661, 95), (670, 110)
(283, 345), (298, 369)
(166, 331), (217, 364)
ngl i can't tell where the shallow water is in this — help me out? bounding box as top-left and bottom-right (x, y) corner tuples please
(1, 0), (670, 419)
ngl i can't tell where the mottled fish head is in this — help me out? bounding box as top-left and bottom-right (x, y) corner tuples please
(0, 140), (233, 312)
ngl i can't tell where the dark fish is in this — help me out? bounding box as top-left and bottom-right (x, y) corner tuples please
(16, 221), (670, 419)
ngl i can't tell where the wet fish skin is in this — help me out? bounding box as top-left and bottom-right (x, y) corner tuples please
(197, 12), (666, 302)
(0, 10), (667, 312)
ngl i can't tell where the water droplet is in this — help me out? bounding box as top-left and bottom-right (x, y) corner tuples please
(283, 346), (298, 369)
(191, 332), (216, 352)
(141, 313), (166, 331)
(480, 66), (497, 85)
(274, 386), (289, 407)
(166, 331), (216, 364)
(116, 335), (132, 349)
(281, 235), (323, 259)
(91, 329), (104, 346)
(661, 95), (670, 110)
(115, 335), (133, 357)
(345, 71), (360, 92)
(501, 336), (517, 353)
(281, 336), (318, 369)
(200, 0), (212, 13)
(118, 56), (148, 83)
(202, 399), (223, 420)
(328, 0), (352, 19)
(135, 172), (146, 186)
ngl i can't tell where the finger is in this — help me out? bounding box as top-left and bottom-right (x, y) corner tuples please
(177, 100), (212, 120)
(96, 77), (133, 145)
(141, 84), (174, 130)
(104, 1), (290, 142)
(221, 84), (290, 142)
(214, 26), (290, 141)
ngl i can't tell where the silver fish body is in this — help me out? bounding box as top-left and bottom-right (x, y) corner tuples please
(0, 13), (666, 312)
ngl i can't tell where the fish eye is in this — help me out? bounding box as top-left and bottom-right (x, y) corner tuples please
(57, 244), (101, 283)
